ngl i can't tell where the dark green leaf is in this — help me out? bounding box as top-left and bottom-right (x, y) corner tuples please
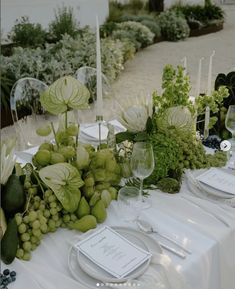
(134, 131), (149, 142)
(146, 116), (153, 133)
(116, 131), (135, 143)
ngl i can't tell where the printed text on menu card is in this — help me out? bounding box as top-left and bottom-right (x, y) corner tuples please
(75, 226), (152, 279)
(196, 168), (235, 195)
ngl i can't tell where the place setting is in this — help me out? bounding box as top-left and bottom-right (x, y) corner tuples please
(67, 224), (188, 289)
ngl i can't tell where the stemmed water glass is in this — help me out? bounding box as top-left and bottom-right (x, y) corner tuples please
(130, 142), (155, 209)
(225, 105), (235, 151)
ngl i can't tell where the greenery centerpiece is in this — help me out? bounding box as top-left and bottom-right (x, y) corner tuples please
(116, 65), (229, 193)
(0, 68), (229, 264)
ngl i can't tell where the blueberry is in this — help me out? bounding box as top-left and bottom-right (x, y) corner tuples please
(11, 277), (16, 282)
(3, 270), (9, 276)
(9, 271), (16, 277)
(7, 277), (11, 283)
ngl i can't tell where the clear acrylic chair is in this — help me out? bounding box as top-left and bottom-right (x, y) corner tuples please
(10, 77), (54, 150)
(76, 66), (112, 103)
(76, 66), (117, 122)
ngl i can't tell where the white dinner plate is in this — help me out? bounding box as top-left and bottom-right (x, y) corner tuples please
(187, 169), (235, 199)
(77, 229), (150, 283)
(67, 227), (162, 289)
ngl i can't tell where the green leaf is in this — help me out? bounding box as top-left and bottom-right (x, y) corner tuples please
(116, 131), (135, 144)
(145, 117), (153, 134)
(39, 163), (84, 212)
(134, 131), (149, 142)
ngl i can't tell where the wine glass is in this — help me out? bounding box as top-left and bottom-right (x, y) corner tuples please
(130, 142), (155, 209)
(225, 105), (235, 151)
(117, 186), (142, 222)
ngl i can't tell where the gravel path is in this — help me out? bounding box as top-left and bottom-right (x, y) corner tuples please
(1, 4), (235, 148)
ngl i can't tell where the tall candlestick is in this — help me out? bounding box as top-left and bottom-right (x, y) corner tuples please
(195, 57), (204, 98)
(96, 16), (103, 118)
(204, 106), (210, 139)
(181, 56), (187, 76)
(207, 50), (215, 96)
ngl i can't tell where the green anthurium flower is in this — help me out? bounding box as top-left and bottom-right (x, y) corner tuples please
(39, 163), (84, 212)
(40, 76), (90, 115)
(0, 141), (16, 185)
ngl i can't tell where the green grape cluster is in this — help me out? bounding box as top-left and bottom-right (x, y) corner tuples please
(15, 188), (63, 261)
(14, 146), (122, 261)
(146, 128), (227, 190)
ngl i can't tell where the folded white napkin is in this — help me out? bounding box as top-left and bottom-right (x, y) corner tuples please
(80, 120), (126, 141)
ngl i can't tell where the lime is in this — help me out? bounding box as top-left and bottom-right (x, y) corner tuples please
(36, 125), (52, 137)
(39, 143), (54, 151)
(58, 146), (76, 159)
(66, 125), (79, 136)
(35, 150), (51, 166)
(50, 152), (65, 164)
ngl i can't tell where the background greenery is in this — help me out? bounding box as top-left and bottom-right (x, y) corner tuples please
(1, 1), (225, 120)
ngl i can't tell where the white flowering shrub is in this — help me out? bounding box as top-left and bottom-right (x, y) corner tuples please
(1, 28), (126, 92)
(116, 21), (154, 48)
(158, 10), (190, 41)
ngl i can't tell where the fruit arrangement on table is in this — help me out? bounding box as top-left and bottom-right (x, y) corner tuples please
(1, 76), (121, 264)
(0, 66), (230, 265)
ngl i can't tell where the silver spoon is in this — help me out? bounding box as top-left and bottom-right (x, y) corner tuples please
(136, 219), (191, 256)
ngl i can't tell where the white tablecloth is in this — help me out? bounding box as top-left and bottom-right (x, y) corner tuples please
(3, 128), (235, 289)
(2, 187), (235, 289)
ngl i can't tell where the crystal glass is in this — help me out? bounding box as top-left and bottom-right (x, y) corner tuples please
(130, 142), (155, 209)
(225, 105), (235, 152)
(117, 186), (142, 222)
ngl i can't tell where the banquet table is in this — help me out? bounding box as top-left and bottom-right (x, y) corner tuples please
(2, 126), (235, 289)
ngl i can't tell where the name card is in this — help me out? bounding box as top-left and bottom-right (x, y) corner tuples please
(196, 168), (235, 195)
(74, 226), (152, 279)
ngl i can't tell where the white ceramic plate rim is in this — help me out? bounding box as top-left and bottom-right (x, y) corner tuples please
(67, 226), (162, 289)
(77, 229), (151, 283)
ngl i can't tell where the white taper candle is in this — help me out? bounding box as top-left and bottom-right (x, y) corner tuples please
(207, 50), (215, 96)
(196, 57), (204, 98)
(96, 15), (103, 117)
(204, 106), (210, 139)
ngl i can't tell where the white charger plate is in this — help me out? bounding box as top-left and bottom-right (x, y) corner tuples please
(77, 229), (150, 283)
(67, 227), (162, 289)
(193, 168), (235, 199)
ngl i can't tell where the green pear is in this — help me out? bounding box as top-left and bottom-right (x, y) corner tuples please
(82, 186), (95, 199)
(89, 191), (101, 207)
(84, 175), (95, 187)
(76, 197), (90, 219)
(108, 187), (117, 200)
(68, 215), (97, 232)
(95, 182), (110, 191)
(101, 190), (112, 208)
(91, 200), (107, 223)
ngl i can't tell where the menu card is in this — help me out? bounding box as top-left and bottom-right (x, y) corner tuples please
(196, 168), (235, 195)
(74, 226), (152, 279)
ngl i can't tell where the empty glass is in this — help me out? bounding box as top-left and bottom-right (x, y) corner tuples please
(225, 105), (235, 152)
(130, 142), (155, 209)
(117, 186), (142, 222)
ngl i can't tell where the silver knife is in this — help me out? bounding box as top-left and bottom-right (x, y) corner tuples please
(159, 241), (186, 259)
